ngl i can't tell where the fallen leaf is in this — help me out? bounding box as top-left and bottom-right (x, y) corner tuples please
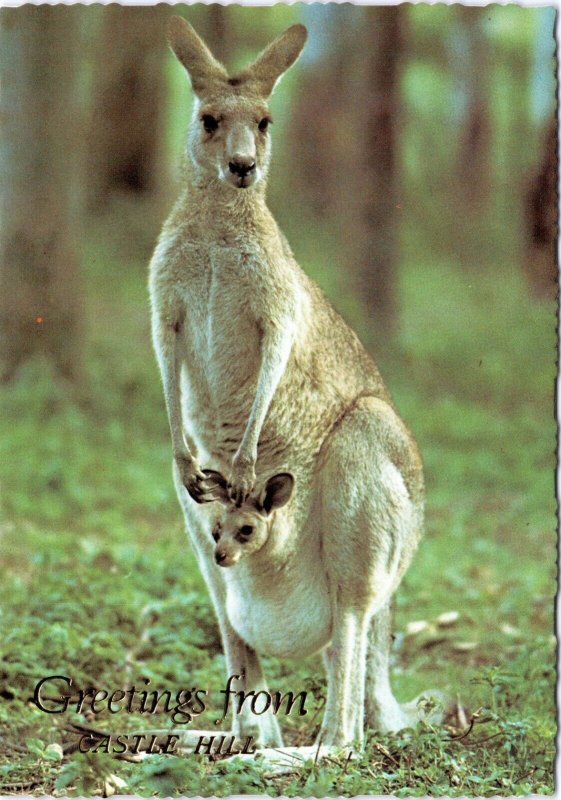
(406, 619), (429, 635)
(45, 743), (63, 761)
(104, 774), (127, 797)
(452, 641), (477, 652)
(500, 624), (520, 637)
(437, 611), (460, 627)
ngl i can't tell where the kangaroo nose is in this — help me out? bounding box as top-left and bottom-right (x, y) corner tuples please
(229, 159), (256, 178)
(215, 550), (227, 564)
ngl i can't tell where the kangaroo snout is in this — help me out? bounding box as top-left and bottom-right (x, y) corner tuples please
(228, 156), (257, 188)
(229, 157), (256, 177)
(214, 547), (241, 567)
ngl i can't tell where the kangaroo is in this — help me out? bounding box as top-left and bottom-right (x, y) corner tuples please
(149, 16), (439, 751)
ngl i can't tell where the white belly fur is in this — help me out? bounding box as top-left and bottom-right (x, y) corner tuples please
(224, 560), (332, 659)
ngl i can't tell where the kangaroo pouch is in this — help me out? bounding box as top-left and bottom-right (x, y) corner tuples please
(224, 564), (332, 659)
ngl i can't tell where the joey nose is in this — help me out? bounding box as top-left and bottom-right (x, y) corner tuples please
(229, 159), (256, 178)
(215, 550), (227, 565)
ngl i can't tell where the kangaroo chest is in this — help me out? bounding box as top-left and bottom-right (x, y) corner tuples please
(223, 546), (333, 659)
(177, 240), (269, 455)
(185, 242), (263, 368)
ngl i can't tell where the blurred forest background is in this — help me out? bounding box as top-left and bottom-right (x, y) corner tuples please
(0, 4), (557, 796)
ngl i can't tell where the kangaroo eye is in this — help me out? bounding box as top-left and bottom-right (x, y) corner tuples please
(202, 115), (219, 133)
(258, 118), (270, 133)
(212, 526), (221, 542)
(239, 525), (254, 537)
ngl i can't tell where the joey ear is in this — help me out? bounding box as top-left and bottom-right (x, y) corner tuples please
(238, 24), (307, 97)
(202, 469), (230, 503)
(167, 16), (228, 95)
(259, 473), (294, 514)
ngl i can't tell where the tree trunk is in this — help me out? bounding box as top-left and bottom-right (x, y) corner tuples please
(456, 7), (491, 211)
(288, 7), (403, 336)
(287, 6), (355, 217)
(348, 7), (404, 334)
(523, 118), (558, 298)
(0, 6), (83, 381)
(87, 5), (169, 211)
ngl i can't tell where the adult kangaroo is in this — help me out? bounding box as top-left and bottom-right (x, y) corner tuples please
(149, 16), (435, 751)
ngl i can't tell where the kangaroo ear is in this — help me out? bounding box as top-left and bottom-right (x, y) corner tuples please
(259, 473), (294, 514)
(167, 16), (227, 95)
(202, 469), (230, 504)
(239, 24), (307, 97)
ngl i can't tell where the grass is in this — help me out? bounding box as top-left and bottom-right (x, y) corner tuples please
(0, 215), (556, 795)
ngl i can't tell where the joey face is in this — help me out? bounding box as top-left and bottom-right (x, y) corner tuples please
(188, 96), (273, 190)
(202, 470), (295, 568)
(167, 17), (307, 191)
(212, 506), (270, 567)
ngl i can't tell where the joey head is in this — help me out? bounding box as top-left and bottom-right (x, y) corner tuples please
(203, 470), (294, 567)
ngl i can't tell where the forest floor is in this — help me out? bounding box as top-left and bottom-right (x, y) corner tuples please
(0, 223), (556, 796)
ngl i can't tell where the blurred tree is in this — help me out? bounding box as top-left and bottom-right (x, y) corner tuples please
(87, 5), (169, 212)
(291, 7), (403, 335)
(288, 6), (355, 217)
(0, 7), (83, 382)
(455, 8), (491, 211)
(352, 6), (403, 334)
(523, 118), (558, 298)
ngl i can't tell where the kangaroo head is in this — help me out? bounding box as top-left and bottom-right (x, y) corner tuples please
(202, 470), (294, 566)
(167, 16), (307, 190)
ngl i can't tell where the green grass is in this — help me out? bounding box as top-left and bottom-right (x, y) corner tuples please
(0, 221), (556, 795)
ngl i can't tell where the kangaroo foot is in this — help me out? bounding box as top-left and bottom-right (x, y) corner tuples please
(367, 688), (450, 734)
(400, 688), (450, 727)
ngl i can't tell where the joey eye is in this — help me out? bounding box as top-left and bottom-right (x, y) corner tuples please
(239, 525), (254, 537)
(258, 118), (270, 133)
(212, 526), (221, 542)
(202, 115), (219, 134)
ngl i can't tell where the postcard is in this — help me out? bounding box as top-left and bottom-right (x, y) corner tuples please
(0, 3), (556, 797)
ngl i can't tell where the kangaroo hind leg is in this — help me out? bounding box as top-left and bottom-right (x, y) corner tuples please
(318, 396), (425, 746)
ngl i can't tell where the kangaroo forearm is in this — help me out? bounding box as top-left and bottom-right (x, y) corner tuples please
(238, 329), (294, 458)
(154, 321), (192, 462)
